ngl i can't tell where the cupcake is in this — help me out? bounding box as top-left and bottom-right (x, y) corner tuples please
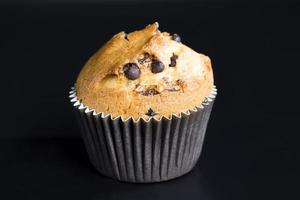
(69, 22), (217, 183)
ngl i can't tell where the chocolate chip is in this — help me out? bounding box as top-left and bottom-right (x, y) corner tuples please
(138, 88), (160, 96)
(169, 54), (178, 67)
(151, 60), (165, 73)
(145, 108), (156, 116)
(123, 63), (140, 80)
(124, 33), (129, 41)
(171, 33), (181, 43)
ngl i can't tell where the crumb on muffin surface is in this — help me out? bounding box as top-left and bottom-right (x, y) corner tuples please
(76, 22), (214, 120)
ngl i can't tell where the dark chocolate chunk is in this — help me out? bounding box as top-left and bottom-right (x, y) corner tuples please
(145, 108), (157, 116)
(123, 63), (140, 80)
(171, 33), (181, 43)
(151, 60), (165, 73)
(124, 34), (129, 41)
(169, 54), (178, 67)
(138, 88), (160, 96)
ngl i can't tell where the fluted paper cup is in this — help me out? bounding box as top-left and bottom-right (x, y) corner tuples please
(69, 86), (217, 183)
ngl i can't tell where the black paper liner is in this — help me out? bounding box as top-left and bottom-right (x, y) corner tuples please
(69, 86), (217, 183)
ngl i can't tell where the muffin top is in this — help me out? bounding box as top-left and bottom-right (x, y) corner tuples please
(76, 22), (214, 120)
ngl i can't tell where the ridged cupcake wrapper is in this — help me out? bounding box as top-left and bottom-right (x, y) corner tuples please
(69, 86), (217, 183)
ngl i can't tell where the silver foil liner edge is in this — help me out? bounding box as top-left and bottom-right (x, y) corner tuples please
(70, 86), (217, 183)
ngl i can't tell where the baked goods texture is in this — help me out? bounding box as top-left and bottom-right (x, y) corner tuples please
(76, 22), (214, 120)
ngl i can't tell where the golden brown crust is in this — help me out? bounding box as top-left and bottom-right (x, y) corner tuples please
(76, 22), (214, 120)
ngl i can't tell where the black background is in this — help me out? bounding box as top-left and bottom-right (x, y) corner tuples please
(1, 1), (300, 199)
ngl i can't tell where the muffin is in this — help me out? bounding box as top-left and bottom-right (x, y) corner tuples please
(69, 22), (217, 182)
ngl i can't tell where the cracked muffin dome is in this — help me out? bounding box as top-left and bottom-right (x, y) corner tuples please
(76, 22), (214, 120)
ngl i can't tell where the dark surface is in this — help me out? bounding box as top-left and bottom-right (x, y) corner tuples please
(1, 2), (300, 200)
